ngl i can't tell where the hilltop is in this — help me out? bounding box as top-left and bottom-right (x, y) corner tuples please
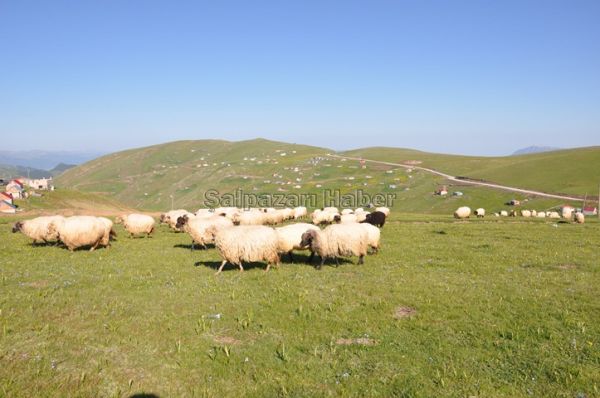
(54, 139), (600, 214)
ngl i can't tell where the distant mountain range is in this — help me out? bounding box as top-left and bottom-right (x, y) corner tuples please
(0, 150), (104, 171)
(511, 146), (561, 156)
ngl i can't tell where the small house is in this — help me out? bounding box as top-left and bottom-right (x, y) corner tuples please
(6, 179), (24, 199)
(0, 200), (16, 214)
(0, 192), (13, 204)
(583, 206), (598, 216)
(24, 178), (53, 190)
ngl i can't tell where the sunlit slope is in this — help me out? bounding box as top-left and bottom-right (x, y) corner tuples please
(343, 146), (600, 196)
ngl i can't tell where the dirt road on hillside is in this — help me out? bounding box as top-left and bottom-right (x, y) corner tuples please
(329, 154), (586, 202)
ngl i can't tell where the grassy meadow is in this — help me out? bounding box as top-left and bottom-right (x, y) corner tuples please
(1, 214), (599, 397)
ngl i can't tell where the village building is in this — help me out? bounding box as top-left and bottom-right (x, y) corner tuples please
(6, 179), (25, 199)
(583, 206), (598, 216)
(0, 199), (16, 214)
(0, 192), (13, 204)
(24, 177), (54, 190)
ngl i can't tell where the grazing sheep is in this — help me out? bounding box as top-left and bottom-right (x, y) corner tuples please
(210, 225), (280, 273)
(375, 207), (390, 216)
(531, 210), (538, 217)
(323, 207), (339, 214)
(341, 208), (354, 215)
(520, 210), (532, 217)
(493, 213), (500, 217)
(362, 211), (386, 227)
(358, 223), (381, 254)
(454, 207), (471, 219)
(264, 209), (286, 225)
(509, 210), (517, 217)
(97, 217), (116, 247)
(49, 216), (106, 251)
(293, 206), (307, 219)
(537, 211), (546, 218)
(548, 211), (560, 219)
(312, 209), (338, 225)
(160, 209), (192, 231)
(300, 223), (368, 268)
(337, 213), (358, 223)
(500, 210), (508, 217)
(11, 215), (65, 245)
(177, 214), (233, 249)
(561, 207), (573, 219)
(474, 208), (486, 218)
(574, 212), (585, 224)
(115, 214), (155, 237)
(195, 208), (214, 217)
(275, 223), (320, 262)
(233, 210), (265, 225)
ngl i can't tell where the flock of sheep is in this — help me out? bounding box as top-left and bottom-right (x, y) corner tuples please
(11, 206), (391, 273)
(453, 206), (586, 223)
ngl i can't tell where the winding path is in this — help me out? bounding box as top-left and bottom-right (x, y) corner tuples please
(329, 154), (585, 202)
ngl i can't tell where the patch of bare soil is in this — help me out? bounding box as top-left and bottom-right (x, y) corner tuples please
(394, 306), (417, 319)
(214, 336), (241, 345)
(335, 337), (377, 346)
(557, 264), (577, 270)
(21, 280), (49, 289)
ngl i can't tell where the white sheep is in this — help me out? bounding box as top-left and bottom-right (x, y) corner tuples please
(474, 208), (485, 218)
(97, 217), (116, 247)
(49, 216), (106, 251)
(160, 209), (192, 231)
(548, 211), (560, 219)
(178, 214), (233, 249)
(300, 223), (368, 269)
(275, 223), (320, 262)
(375, 207), (390, 216)
(454, 206), (471, 219)
(531, 210), (538, 217)
(323, 207), (339, 214)
(210, 225), (281, 273)
(520, 210), (532, 217)
(341, 208), (354, 215)
(574, 212), (585, 224)
(358, 223), (381, 254)
(500, 210), (508, 217)
(338, 213), (358, 223)
(11, 215), (65, 244)
(561, 207), (573, 219)
(537, 211), (546, 218)
(293, 206), (307, 219)
(115, 214), (156, 237)
(233, 210), (266, 225)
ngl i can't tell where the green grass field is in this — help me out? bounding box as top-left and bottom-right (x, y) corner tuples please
(1, 214), (598, 397)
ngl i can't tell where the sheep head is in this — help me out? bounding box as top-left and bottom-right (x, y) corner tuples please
(175, 215), (189, 229)
(12, 221), (23, 233)
(300, 229), (317, 248)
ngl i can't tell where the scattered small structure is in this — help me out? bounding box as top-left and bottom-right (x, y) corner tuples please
(583, 206), (598, 216)
(6, 179), (25, 199)
(0, 200), (17, 214)
(24, 177), (54, 190)
(435, 186), (448, 196)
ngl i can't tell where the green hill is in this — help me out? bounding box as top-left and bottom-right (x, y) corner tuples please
(0, 164), (52, 179)
(55, 139), (598, 213)
(342, 146), (600, 197)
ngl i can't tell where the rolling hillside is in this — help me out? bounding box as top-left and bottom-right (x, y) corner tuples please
(55, 139), (598, 214)
(343, 146), (600, 197)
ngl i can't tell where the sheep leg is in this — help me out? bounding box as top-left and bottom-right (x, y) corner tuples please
(317, 257), (325, 270)
(216, 260), (228, 274)
(265, 263), (271, 272)
(238, 262), (244, 272)
(288, 251), (294, 263)
(308, 251), (315, 263)
(358, 255), (364, 265)
(334, 257), (339, 267)
(190, 241), (195, 251)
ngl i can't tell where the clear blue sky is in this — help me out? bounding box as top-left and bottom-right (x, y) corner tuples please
(1, 0), (599, 155)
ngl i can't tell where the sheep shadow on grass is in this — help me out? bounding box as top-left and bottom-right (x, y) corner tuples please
(280, 252), (356, 268)
(174, 243), (215, 250)
(196, 260), (275, 272)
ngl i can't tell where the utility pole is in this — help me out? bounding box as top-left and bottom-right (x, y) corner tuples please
(170, 194), (174, 210)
